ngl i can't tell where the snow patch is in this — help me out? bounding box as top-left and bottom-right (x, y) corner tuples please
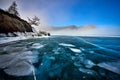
(0, 35), (50, 44)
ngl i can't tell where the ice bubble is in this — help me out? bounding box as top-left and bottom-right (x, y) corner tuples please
(69, 48), (82, 53)
(59, 43), (75, 47)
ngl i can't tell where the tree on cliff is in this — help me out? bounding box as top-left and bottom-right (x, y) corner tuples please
(7, 1), (20, 16)
(28, 16), (40, 26)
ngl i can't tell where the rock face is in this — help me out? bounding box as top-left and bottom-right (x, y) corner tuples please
(0, 9), (33, 36)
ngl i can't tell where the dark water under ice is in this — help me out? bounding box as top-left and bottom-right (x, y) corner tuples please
(0, 36), (120, 80)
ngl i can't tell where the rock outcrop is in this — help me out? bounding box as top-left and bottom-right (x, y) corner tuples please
(0, 9), (33, 36)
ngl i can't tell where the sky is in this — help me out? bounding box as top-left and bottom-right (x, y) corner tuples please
(0, 0), (120, 36)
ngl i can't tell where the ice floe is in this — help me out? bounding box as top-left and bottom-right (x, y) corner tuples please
(69, 48), (82, 53)
(59, 43), (75, 47)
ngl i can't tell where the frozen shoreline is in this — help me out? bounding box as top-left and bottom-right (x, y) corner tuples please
(0, 36), (49, 44)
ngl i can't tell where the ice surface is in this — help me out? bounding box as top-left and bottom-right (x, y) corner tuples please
(0, 51), (39, 76)
(59, 43), (75, 47)
(72, 55), (95, 68)
(0, 53), (18, 68)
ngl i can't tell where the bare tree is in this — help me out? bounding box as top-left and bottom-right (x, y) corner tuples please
(8, 1), (20, 16)
(28, 16), (40, 26)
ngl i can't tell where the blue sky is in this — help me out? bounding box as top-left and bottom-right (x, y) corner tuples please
(1, 0), (120, 26)
(23, 0), (120, 27)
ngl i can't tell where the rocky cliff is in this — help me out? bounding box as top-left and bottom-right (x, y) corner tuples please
(0, 9), (33, 36)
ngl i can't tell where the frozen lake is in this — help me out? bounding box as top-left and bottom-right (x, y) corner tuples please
(0, 36), (120, 80)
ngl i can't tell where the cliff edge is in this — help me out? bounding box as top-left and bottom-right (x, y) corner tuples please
(0, 9), (33, 36)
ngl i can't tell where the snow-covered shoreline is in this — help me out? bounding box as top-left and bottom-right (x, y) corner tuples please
(0, 36), (49, 44)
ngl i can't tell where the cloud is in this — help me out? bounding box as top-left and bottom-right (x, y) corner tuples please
(42, 25), (120, 36)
